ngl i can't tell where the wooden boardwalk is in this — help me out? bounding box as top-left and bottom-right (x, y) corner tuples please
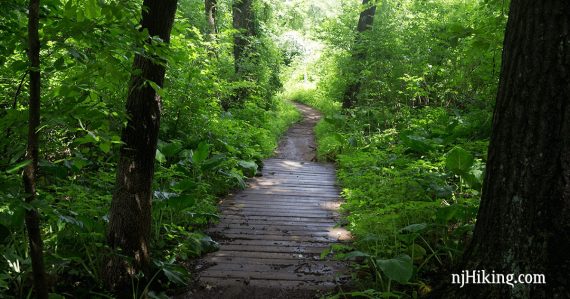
(195, 158), (350, 297)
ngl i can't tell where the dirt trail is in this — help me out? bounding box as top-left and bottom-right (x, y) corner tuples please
(180, 102), (349, 299)
(274, 102), (321, 161)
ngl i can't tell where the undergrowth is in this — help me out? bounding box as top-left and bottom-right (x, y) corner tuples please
(279, 1), (507, 296)
(289, 84), (489, 298)
(0, 96), (299, 298)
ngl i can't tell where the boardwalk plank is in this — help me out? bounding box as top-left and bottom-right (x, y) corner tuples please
(197, 153), (348, 293)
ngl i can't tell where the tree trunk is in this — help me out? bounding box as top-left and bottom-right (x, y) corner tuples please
(232, 0), (255, 74)
(22, 0), (48, 298)
(205, 0), (217, 36)
(104, 0), (178, 294)
(356, 0), (377, 33)
(226, 0), (256, 110)
(438, 1), (570, 298)
(342, 0), (376, 109)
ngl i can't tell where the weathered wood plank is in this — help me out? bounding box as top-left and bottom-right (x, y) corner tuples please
(248, 180), (338, 187)
(247, 185), (339, 192)
(196, 153), (349, 295)
(222, 206), (338, 212)
(261, 171), (336, 177)
(220, 201), (341, 210)
(209, 250), (321, 260)
(199, 277), (339, 290)
(220, 210), (338, 218)
(200, 270), (345, 282)
(209, 228), (351, 239)
(219, 244), (328, 254)
(241, 190), (340, 197)
(261, 173), (336, 179)
(203, 262), (345, 273)
(216, 220), (337, 228)
(205, 256), (346, 267)
(227, 196), (340, 203)
(233, 193), (338, 199)
(212, 223), (343, 232)
(220, 215), (340, 222)
(215, 233), (340, 247)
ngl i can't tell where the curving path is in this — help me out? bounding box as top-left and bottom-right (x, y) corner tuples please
(188, 103), (350, 299)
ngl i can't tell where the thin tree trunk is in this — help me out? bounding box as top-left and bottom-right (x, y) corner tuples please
(204, 0), (219, 59)
(356, 0), (377, 33)
(104, 0), (178, 294)
(23, 0), (48, 298)
(342, 0), (376, 109)
(205, 0), (217, 36)
(232, 0), (255, 74)
(437, 1), (570, 298)
(226, 0), (256, 110)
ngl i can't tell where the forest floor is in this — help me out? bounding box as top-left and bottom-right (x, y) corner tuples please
(179, 102), (350, 298)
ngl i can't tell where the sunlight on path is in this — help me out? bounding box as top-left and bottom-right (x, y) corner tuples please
(186, 104), (351, 299)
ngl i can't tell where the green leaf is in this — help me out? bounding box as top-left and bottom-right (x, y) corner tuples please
(160, 141), (183, 158)
(400, 223), (427, 234)
(63, 0), (75, 19)
(162, 195), (196, 210)
(238, 160), (258, 177)
(72, 158), (88, 171)
(200, 235), (220, 253)
(376, 254), (413, 284)
(400, 132), (433, 153)
(10, 207), (25, 229)
(153, 260), (189, 286)
(191, 142), (210, 164)
(76, 9), (85, 22)
(99, 142), (111, 154)
(162, 267), (187, 285)
(435, 205), (460, 224)
(6, 160), (31, 174)
(407, 244), (427, 261)
(155, 149), (166, 163)
(344, 250), (370, 260)
(147, 81), (165, 97)
(55, 212), (84, 228)
(222, 170), (246, 189)
(171, 179), (196, 193)
(202, 154), (226, 171)
(445, 146), (474, 175)
(463, 163), (484, 189)
(84, 0), (101, 19)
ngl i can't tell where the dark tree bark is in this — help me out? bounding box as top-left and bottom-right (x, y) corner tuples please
(225, 0), (257, 110)
(205, 0), (217, 36)
(356, 0), (377, 33)
(104, 0), (178, 294)
(342, 0), (376, 109)
(22, 0), (48, 298)
(438, 1), (570, 298)
(232, 0), (255, 74)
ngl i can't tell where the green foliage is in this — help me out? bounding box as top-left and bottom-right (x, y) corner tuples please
(0, 0), (299, 296)
(277, 0), (507, 297)
(0, 0), (509, 297)
(376, 255), (414, 284)
(445, 146), (474, 175)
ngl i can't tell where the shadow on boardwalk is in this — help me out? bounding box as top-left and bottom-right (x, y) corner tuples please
(182, 103), (351, 299)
